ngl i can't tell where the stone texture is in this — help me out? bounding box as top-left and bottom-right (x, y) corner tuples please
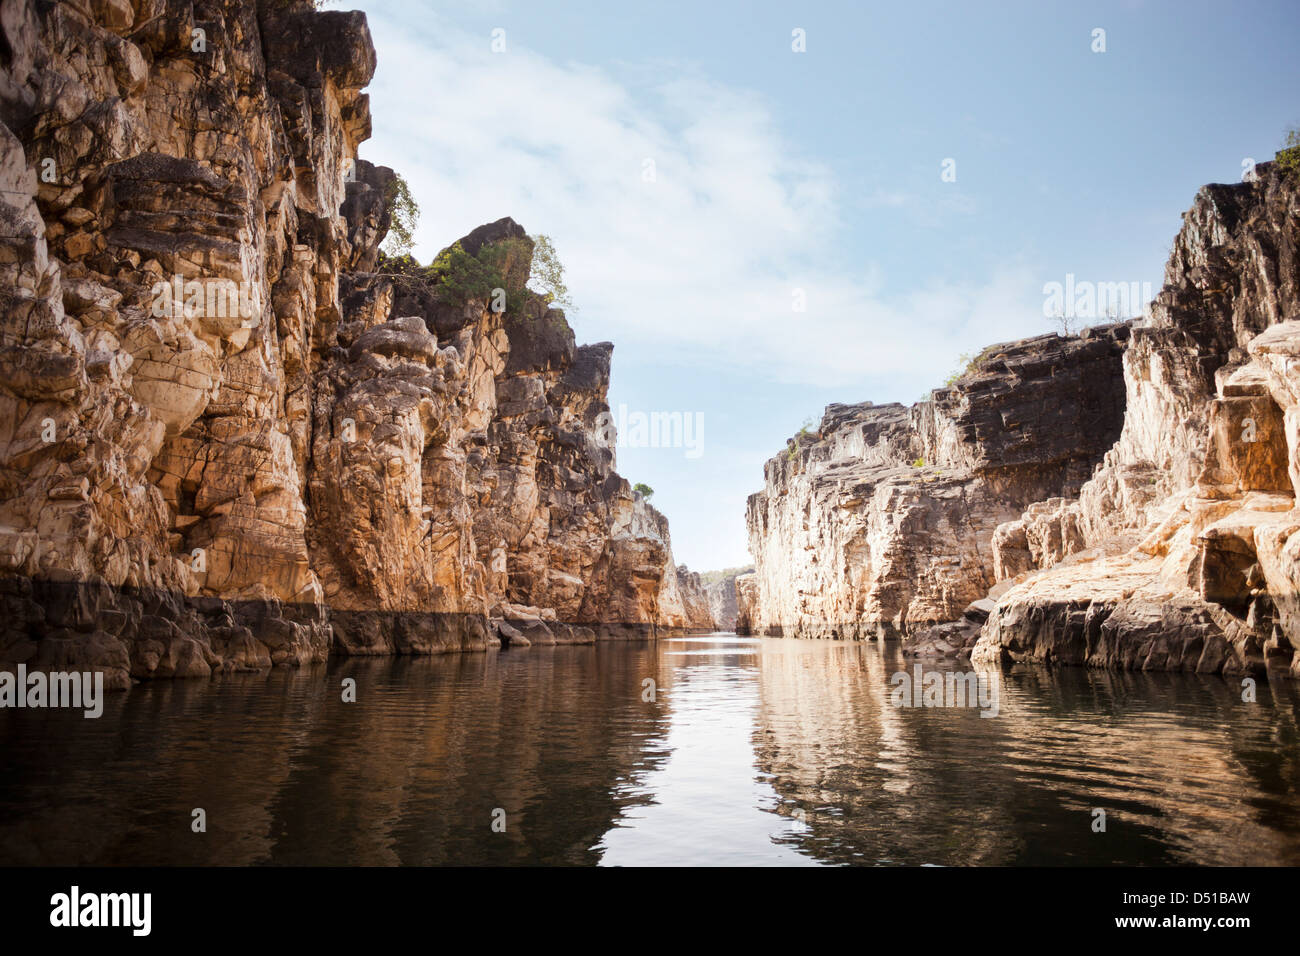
(704, 568), (749, 632)
(674, 565), (715, 631)
(744, 326), (1129, 640)
(734, 571), (758, 635)
(0, 0), (707, 687)
(745, 157), (1300, 680)
(975, 160), (1300, 678)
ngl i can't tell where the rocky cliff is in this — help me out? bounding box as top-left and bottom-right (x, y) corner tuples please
(974, 160), (1300, 678)
(745, 156), (1300, 680)
(704, 568), (748, 632)
(734, 571), (758, 635)
(0, 0), (708, 688)
(745, 325), (1129, 641)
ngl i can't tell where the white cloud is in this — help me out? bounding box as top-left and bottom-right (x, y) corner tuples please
(360, 3), (1046, 393)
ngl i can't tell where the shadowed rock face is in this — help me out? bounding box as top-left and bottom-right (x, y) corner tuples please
(734, 572), (758, 635)
(744, 326), (1129, 641)
(976, 162), (1300, 679)
(705, 569), (748, 632)
(0, 0), (708, 687)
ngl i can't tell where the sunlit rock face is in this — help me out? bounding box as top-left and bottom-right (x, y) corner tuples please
(744, 327), (1129, 642)
(0, 0), (706, 685)
(675, 565), (714, 631)
(976, 162), (1300, 678)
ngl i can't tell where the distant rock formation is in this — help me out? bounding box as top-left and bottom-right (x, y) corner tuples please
(695, 567), (751, 632)
(0, 0), (709, 687)
(706, 571), (743, 631)
(674, 565), (715, 631)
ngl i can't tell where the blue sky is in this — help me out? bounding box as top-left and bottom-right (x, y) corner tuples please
(347, 0), (1300, 572)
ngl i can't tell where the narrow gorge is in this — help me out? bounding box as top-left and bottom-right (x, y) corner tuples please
(743, 159), (1300, 680)
(2, 0), (1299, 880)
(3, 0), (1297, 691)
(0, 0), (714, 691)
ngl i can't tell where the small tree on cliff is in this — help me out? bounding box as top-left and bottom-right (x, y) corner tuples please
(382, 173), (420, 258)
(785, 418), (818, 459)
(528, 234), (575, 311)
(633, 483), (655, 500)
(1278, 126), (1300, 180)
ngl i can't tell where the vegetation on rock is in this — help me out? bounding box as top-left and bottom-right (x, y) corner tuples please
(1278, 126), (1300, 179)
(381, 172), (419, 257)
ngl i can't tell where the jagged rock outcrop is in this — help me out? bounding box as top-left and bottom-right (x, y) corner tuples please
(743, 153), (1300, 679)
(0, 0), (704, 686)
(975, 160), (1300, 678)
(744, 326), (1129, 640)
(674, 565), (714, 631)
(704, 568), (749, 631)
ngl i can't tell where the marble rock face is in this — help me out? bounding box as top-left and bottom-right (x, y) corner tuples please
(0, 0), (708, 687)
(744, 326), (1129, 641)
(975, 162), (1300, 679)
(745, 155), (1299, 678)
(705, 569), (748, 632)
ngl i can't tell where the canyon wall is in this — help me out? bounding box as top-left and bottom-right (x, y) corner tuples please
(734, 571), (757, 634)
(745, 157), (1300, 679)
(745, 326), (1129, 640)
(974, 160), (1300, 678)
(0, 0), (708, 688)
(705, 568), (748, 632)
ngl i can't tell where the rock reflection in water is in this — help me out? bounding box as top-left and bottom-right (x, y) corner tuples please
(0, 645), (671, 865)
(754, 640), (1300, 865)
(1, 635), (1298, 865)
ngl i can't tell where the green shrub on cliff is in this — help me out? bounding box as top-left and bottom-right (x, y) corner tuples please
(943, 345), (1001, 386)
(430, 241), (504, 303)
(376, 225), (572, 319)
(784, 418), (819, 459)
(633, 483), (655, 500)
(426, 237), (535, 316)
(1278, 126), (1300, 179)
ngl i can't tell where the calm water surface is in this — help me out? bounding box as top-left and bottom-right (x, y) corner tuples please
(2, 633), (1298, 865)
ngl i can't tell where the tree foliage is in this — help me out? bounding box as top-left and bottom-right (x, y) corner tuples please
(528, 233), (574, 311)
(375, 221), (574, 321)
(381, 173), (420, 258)
(423, 237), (534, 315)
(944, 345), (1002, 386)
(785, 417), (818, 459)
(1278, 126), (1300, 180)
(699, 565), (755, 586)
(632, 482), (655, 500)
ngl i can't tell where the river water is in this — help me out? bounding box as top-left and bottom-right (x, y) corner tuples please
(2, 633), (1297, 866)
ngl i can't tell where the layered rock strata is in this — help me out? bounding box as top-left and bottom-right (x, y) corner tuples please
(744, 326), (1129, 640)
(745, 157), (1300, 679)
(0, 0), (708, 687)
(704, 568), (749, 632)
(974, 161), (1300, 678)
